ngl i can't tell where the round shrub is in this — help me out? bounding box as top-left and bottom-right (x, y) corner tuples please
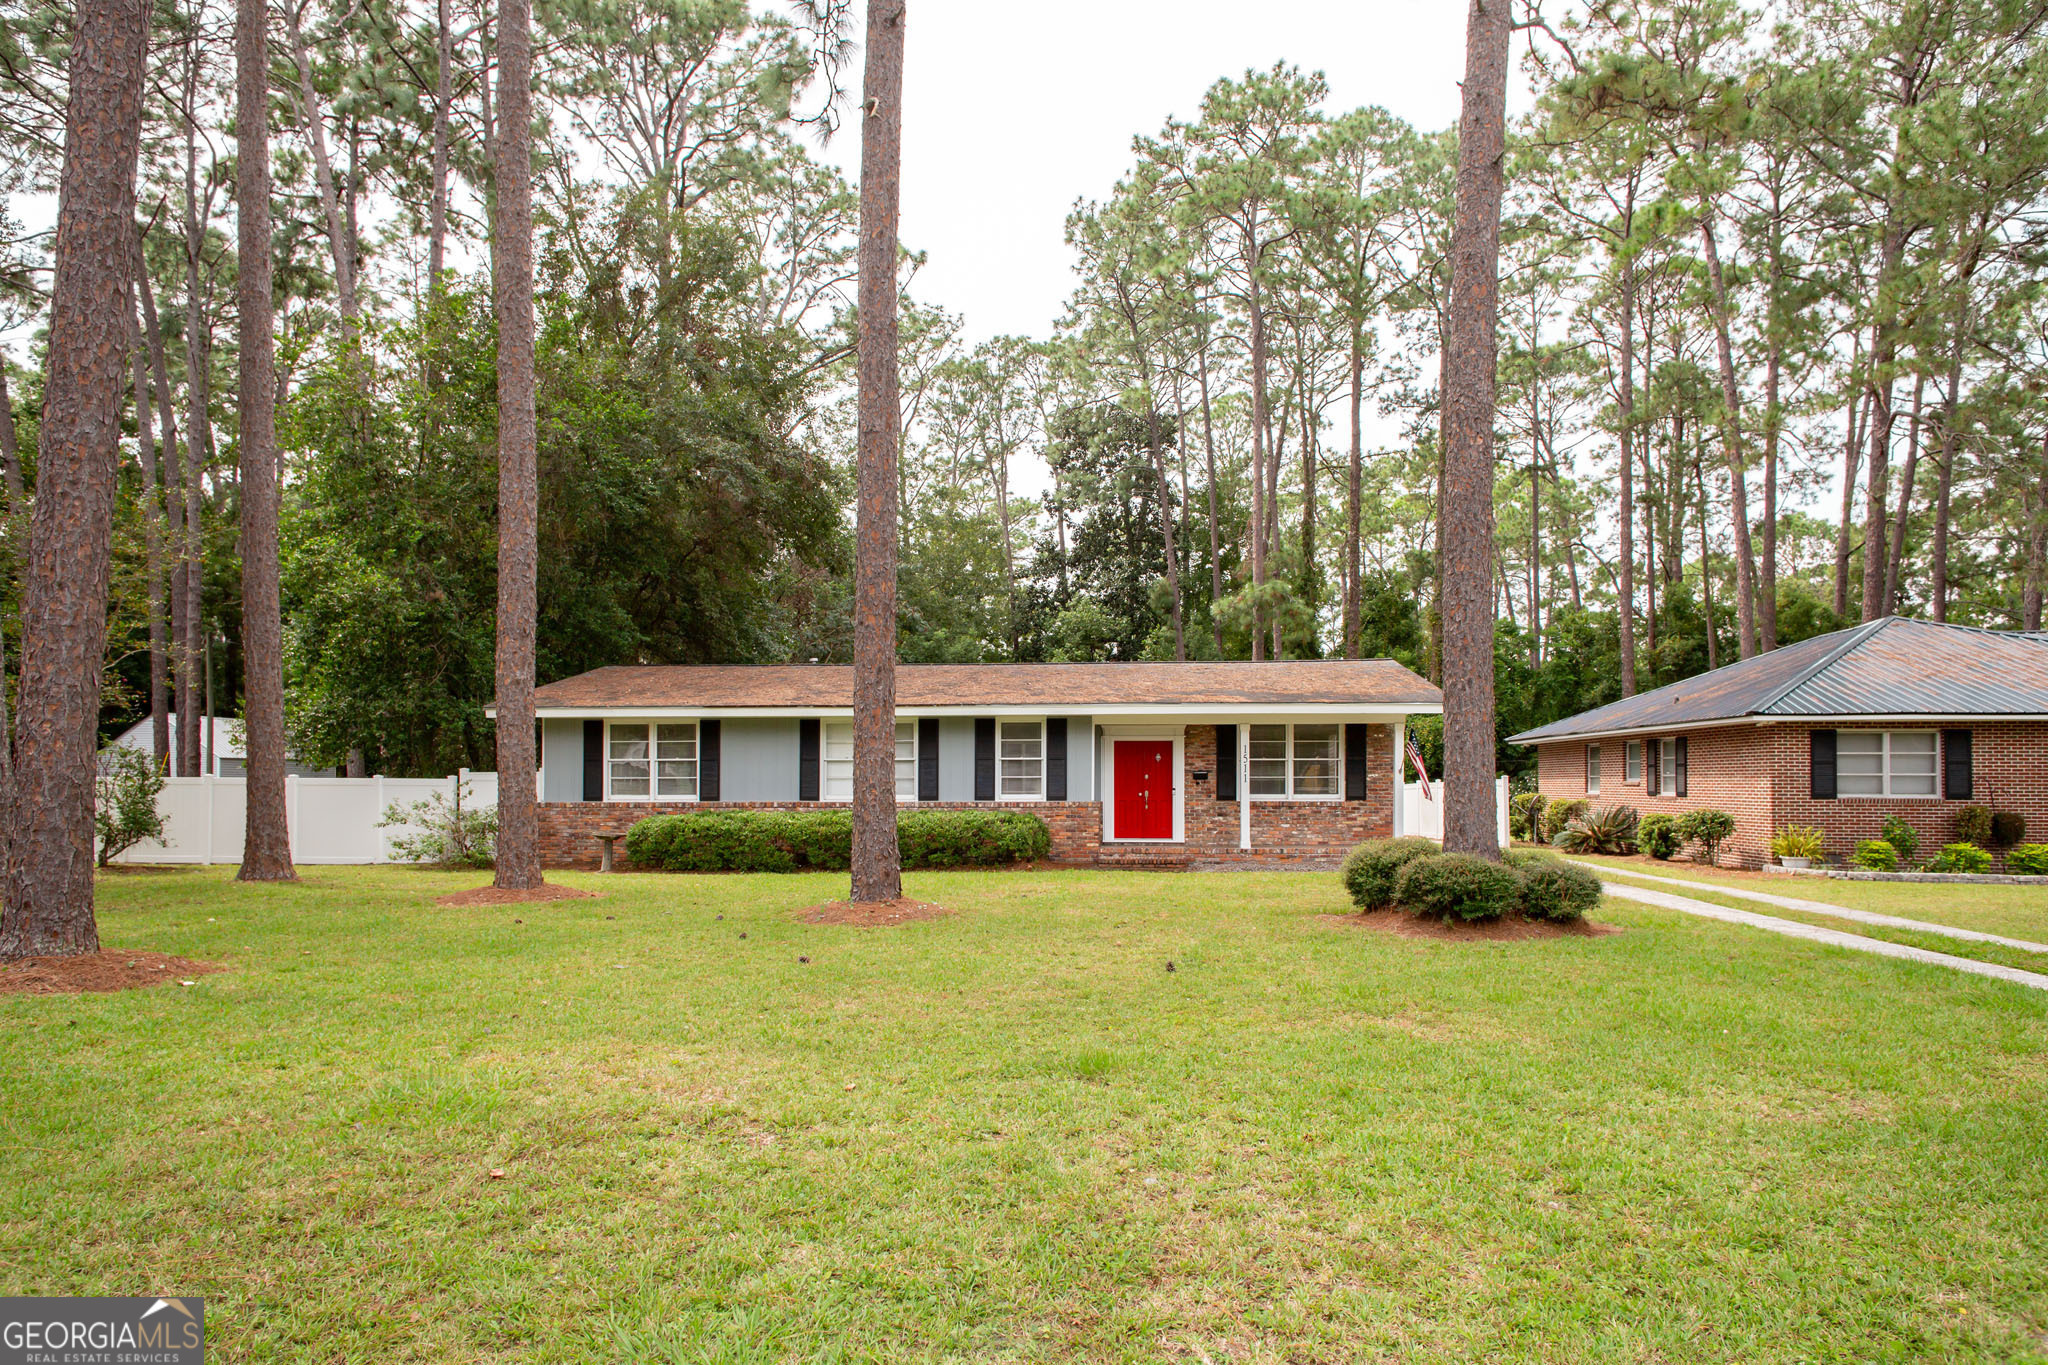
(1394, 852), (1525, 923)
(1955, 805), (1993, 846)
(1925, 842), (1992, 873)
(2005, 844), (2048, 876)
(1340, 836), (1440, 909)
(1990, 812), (2027, 848)
(1674, 809), (1737, 865)
(1518, 859), (1602, 922)
(1879, 814), (1919, 864)
(1542, 798), (1589, 843)
(1637, 813), (1681, 860)
(1851, 839), (1898, 872)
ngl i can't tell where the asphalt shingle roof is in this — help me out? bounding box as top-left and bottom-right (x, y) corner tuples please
(528, 659), (1442, 712)
(1508, 617), (2048, 744)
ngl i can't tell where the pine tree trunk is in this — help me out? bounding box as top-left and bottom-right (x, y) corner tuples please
(1439, 0), (1509, 859)
(179, 93), (208, 780)
(0, 361), (21, 506)
(1833, 383), (1866, 622)
(1245, 250), (1268, 661)
(1930, 344), (1964, 623)
(136, 241), (186, 767)
(1696, 458), (1718, 673)
(1197, 338), (1224, 656)
(1696, 213), (1759, 659)
(1882, 376), (1924, 617)
(1617, 246), (1637, 694)
(1, 0), (148, 959)
(1345, 332), (1363, 659)
(490, 0), (541, 889)
(236, 0), (295, 882)
(1761, 346), (1780, 651)
(129, 272), (170, 765)
(427, 0), (454, 286)
(284, 1), (358, 343)
(2025, 430), (2048, 633)
(850, 0), (905, 904)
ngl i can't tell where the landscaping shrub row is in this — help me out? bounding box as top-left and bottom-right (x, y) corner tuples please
(623, 809), (1051, 873)
(1841, 807), (2037, 873)
(1341, 838), (1601, 924)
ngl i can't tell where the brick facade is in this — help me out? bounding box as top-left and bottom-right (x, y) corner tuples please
(537, 723), (1397, 869)
(1534, 720), (2048, 868)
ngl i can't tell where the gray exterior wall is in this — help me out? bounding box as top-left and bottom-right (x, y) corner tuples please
(717, 718), (800, 801)
(541, 719), (585, 803)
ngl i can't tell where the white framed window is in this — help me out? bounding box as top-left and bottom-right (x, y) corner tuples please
(1625, 740), (1641, 782)
(1248, 723), (1341, 799)
(1000, 720), (1044, 799)
(608, 721), (698, 800)
(823, 720), (915, 801)
(1836, 730), (1937, 797)
(1658, 738), (1678, 792)
(1586, 744), (1602, 796)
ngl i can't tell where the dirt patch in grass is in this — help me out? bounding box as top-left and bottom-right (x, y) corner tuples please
(0, 950), (225, 995)
(796, 897), (952, 927)
(1318, 910), (1621, 942)
(435, 883), (599, 907)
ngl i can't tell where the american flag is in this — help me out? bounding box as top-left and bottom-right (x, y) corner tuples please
(1406, 735), (1432, 801)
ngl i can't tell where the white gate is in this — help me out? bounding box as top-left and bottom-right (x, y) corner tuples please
(1400, 775), (1511, 847)
(115, 771), (499, 865)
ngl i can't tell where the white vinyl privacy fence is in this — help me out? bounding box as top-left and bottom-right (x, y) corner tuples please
(1400, 775), (1512, 847)
(113, 772), (498, 865)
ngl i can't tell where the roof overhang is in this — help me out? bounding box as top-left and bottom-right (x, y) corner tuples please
(1510, 712), (2046, 745)
(495, 702), (1445, 721)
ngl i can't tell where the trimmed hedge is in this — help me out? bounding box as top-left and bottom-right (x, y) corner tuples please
(1925, 842), (1992, 873)
(1340, 836), (1440, 910)
(2008, 844), (2048, 876)
(1394, 852), (1524, 922)
(1518, 859), (1602, 922)
(622, 808), (1050, 873)
(1852, 839), (1899, 872)
(1637, 813), (1681, 860)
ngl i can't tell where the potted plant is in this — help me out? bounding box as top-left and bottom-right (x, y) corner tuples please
(1770, 825), (1825, 869)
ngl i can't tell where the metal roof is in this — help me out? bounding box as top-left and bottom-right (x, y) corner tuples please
(1508, 617), (2048, 744)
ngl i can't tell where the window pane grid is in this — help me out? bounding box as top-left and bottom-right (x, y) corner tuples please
(824, 721), (915, 801)
(1000, 721), (1044, 798)
(1837, 730), (1938, 797)
(1246, 724), (1343, 799)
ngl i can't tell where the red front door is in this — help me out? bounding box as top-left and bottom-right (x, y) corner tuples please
(1113, 741), (1175, 840)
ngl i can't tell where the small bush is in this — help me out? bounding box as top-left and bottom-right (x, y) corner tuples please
(1542, 798), (1589, 843)
(1955, 806), (1993, 846)
(1340, 836), (1440, 909)
(1554, 804), (1638, 855)
(1770, 825), (1826, 861)
(95, 746), (167, 867)
(1990, 812), (2027, 848)
(1879, 814), (1919, 864)
(2005, 844), (2048, 876)
(1637, 813), (1681, 860)
(1851, 839), (1898, 872)
(1675, 809), (1737, 865)
(1509, 791), (1547, 841)
(1925, 842), (1993, 873)
(1395, 852), (1524, 922)
(379, 777), (498, 869)
(1518, 859), (1602, 922)
(621, 809), (1048, 873)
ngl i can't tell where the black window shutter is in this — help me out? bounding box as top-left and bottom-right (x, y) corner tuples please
(1674, 735), (1688, 798)
(1943, 728), (1972, 800)
(1344, 723), (1368, 801)
(1046, 718), (1068, 801)
(918, 718), (940, 801)
(1645, 738), (1659, 796)
(582, 719), (604, 801)
(1810, 728), (1836, 800)
(699, 719), (721, 802)
(974, 719), (996, 801)
(1215, 725), (1238, 801)
(798, 718), (820, 801)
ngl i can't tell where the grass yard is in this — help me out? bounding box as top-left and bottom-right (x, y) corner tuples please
(1570, 853), (2048, 942)
(4, 866), (2047, 1363)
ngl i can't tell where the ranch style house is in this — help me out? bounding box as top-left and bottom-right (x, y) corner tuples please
(1510, 617), (2048, 868)
(512, 660), (1443, 869)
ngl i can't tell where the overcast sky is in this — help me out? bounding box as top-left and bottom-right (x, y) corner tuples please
(814, 2), (1537, 346)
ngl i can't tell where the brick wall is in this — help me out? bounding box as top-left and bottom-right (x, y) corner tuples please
(1534, 719), (2048, 868)
(537, 723), (1398, 868)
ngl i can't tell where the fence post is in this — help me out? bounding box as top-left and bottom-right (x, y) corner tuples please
(373, 774), (387, 864)
(287, 773), (299, 862)
(202, 775), (215, 866)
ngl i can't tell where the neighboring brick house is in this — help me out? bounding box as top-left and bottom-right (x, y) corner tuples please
(1510, 617), (2048, 868)
(494, 660), (1441, 869)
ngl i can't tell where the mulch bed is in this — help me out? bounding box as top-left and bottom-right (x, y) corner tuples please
(435, 883), (599, 907)
(1318, 911), (1622, 942)
(796, 897), (952, 927)
(0, 950), (226, 996)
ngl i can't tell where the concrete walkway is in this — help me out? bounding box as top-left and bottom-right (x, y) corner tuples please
(1593, 880), (2048, 993)
(1572, 860), (2048, 955)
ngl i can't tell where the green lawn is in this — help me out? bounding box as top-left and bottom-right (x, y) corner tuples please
(4, 866), (2046, 1363)
(1571, 853), (2048, 941)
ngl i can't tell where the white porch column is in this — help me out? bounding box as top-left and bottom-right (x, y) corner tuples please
(1392, 719), (1406, 836)
(1238, 726), (1251, 850)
